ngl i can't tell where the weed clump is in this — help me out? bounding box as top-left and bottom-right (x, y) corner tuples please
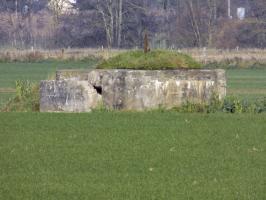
(2, 80), (39, 112)
(174, 95), (266, 114)
(97, 50), (202, 70)
(222, 96), (266, 113)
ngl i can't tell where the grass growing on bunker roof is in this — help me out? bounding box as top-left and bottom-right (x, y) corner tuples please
(97, 50), (202, 70)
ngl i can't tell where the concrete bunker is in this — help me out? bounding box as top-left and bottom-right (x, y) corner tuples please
(40, 69), (226, 112)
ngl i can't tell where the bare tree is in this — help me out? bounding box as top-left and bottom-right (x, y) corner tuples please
(117, 0), (123, 48)
(48, 0), (69, 24)
(186, 0), (201, 47)
(96, 0), (124, 48)
(207, 0), (217, 47)
(96, 0), (114, 48)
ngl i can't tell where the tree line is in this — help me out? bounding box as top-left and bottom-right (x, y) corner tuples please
(0, 0), (265, 49)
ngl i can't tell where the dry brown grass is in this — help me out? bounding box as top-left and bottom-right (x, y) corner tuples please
(0, 48), (125, 62)
(0, 88), (16, 93)
(0, 48), (266, 63)
(228, 88), (266, 95)
(184, 48), (266, 63)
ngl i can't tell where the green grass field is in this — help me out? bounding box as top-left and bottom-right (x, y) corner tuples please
(0, 112), (265, 199)
(226, 69), (266, 100)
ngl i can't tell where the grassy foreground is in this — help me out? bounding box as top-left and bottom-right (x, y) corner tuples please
(0, 112), (265, 199)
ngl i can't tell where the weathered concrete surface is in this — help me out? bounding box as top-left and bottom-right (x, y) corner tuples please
(40, 80), (102, 112)
(56, 69), (91, 81)
(86, 69), (226, 110)
(41, 69), (226, 112)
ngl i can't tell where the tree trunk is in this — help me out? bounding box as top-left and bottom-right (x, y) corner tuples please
(186, 1), (201, 47)
(117, 0), (123, 48)
(228, 0), (231, 18)
(107, 0), (114, 48)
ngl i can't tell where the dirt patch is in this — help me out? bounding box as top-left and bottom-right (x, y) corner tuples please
(0, 88), (16, 93)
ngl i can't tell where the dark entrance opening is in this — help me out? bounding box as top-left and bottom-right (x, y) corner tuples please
(93, 85), (102, 95)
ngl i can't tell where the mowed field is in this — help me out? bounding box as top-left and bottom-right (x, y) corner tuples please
(0, 112), (266, 199)
(0, 61), (266, 199)
(226, 69), (266, 100)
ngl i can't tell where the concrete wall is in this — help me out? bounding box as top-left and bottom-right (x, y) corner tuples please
(40, 69), (226, 112)
(40, 80), (102, 112)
